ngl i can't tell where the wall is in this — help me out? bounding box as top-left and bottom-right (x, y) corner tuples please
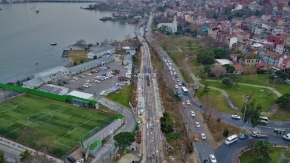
(0, 136), (63, 163)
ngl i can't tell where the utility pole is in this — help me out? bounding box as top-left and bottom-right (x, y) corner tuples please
(242, 95), (250, 132)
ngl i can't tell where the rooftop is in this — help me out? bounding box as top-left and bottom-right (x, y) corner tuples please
(35, 66), (67, 77)
(89, 45), (115, 54)
(67, 90), (94, 100)
(215, 59), (233, 65)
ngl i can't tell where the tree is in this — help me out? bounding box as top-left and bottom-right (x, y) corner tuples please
(275, 93), (290, 110)
(200, 81), (210, 97)
(222, 77), (232, 85)
(0, 150), (5, 163)
(223, 64), (235, 73)
(166, 132), (181, 143)
(75, 39), (86, 49)
(196, 47), (215, 65)
(160, 112), (174, 133)
(243, 65), (256, 75)
(211, 65), (227, 81)
(212, 48), (229, 59)
(253, 140), (273, 163)
(113, 132), (135, 150)
(222, 128), (229, 137)
(20, 150), (31, 162)
(73, 62), (77, 66)
(203, 64), (211, 74)
(241, 99), (262, 128)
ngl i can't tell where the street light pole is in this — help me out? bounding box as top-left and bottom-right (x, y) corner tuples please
(242, 95), (250, 129)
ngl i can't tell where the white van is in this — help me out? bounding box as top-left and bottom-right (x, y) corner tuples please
(225, 134), (238, 145)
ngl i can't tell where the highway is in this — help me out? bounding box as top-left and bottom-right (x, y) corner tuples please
(135, 14), (164, 163)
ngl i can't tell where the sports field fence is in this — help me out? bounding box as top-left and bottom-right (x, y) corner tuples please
(0, 83), (97, 107)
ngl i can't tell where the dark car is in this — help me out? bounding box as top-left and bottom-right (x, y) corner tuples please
(63, 81), (69, 84)
(203, 159), (209, 163)
(239, 134), (249, 140)
(58, 83), (64, 86)
(67, 157), (75, 163)
(182, 82), (186, 86)
(77, 87), (84, 91)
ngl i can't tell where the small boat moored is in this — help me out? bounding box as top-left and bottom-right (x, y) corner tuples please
(50, 43), (57, 46)
(36, 9), (39, 13)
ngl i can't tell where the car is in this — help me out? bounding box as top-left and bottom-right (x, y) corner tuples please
(182, 82), (186, 86)
(100, 91), (106, 95)
(80, 75), (85, 78)
(231, 114), (241, 120)
(58, 83), (64, 86)
(239, 134), (249, 140)
(77, 158), (84, 163)
(175, 85), (178, 89)
(73, 77), (78, 80)
(190, 111), (195, 117)
(77, 87), (84, 91)
(209, 154), (217, 163)
(67, 157), (75, 163)
(201, 133), (206, 140)
(178, 82), (182, 86)
(176, 78), (180, 82)
(86, 80), (90, 83)
(86, 73), (92, 76)
(193, 134), (199, 142)
(63, 81), (69, 84)
(195, 122), (200, 128)
(203, 160), (209, 163)
(186, 100), (190, 105)
(283, 133), (290, 140)
(95, 80), (100, 83)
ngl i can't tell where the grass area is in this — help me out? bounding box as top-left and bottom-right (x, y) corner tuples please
(232, 74), (289, 95)
(197, 89), (237, 115)
(190, 58), (200, 67)
(269, 108), (290, 121)
(0, 94), (116, 156)
(107, 85), (132, 108)
(240, 147), (284, 163)
(68, 50), (92, 65)
(180, 68), (193, 83)
(151, 23), (158, 31)
(206, 81), (278, 112)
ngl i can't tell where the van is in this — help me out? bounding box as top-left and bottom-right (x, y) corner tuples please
(225, 134), (238, 145)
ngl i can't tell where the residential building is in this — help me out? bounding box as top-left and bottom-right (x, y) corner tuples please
(275, 43), (285, 54)
(233, 63), (244, 74)
(23, 78), (44, 89)
(243, 53), (260, 66)
(87, 45), (115, 59)
(264, 51), (281, 66)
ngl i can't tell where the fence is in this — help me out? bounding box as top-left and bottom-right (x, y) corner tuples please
(0, 83), (97, 107)
(0, 136), (63, 163)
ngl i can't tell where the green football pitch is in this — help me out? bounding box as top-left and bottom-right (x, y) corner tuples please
(0, 94), (116, 156)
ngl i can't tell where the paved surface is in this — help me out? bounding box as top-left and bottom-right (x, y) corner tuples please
(0, 144), (19, 163)
(59, 55), (126, 99)
(90, 97), (136, 163)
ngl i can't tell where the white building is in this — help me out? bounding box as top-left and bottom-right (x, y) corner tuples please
(87, 45), (115, 59)
(67, 90), (94, 100)
(215, 59), (233, 65)
(39, 84), (69, 95)
(229, 37), (238, 49)
(35, 66), (69, 83)
(157, 16), (178, 33)
(23, 66), (68, 89)
(276, 44), (285, 54)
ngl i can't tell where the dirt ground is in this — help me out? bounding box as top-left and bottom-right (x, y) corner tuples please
(68, 50), (92, 67)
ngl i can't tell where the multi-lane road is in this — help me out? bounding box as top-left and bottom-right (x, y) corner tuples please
(135, 15), (164, 163)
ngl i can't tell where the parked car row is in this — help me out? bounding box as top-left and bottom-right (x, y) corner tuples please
(95, 71), (115, 81)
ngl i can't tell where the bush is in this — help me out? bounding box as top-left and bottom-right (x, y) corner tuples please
(216, 118), (221, 122)
(281, 158), (290, 163)
(222, 128), (229, 137)
(284, 149), (290, 158)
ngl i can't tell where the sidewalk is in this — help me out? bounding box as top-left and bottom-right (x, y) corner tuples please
(90, 98), (136, 163)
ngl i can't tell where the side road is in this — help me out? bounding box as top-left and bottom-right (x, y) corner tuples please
(91, 97), (136, 163)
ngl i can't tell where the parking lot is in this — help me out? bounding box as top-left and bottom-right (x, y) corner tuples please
(60, 55), (130, 99)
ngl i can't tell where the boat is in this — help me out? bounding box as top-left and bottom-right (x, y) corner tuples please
(36, 9), (39, 13)
(50, 43), (57, 46)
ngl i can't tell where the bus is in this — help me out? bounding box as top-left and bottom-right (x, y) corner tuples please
(224, 134), (238, 145)
(259, 116), (268, 124)
(181, 87), (188, 95)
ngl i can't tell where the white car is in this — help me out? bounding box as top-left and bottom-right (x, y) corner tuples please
(231, 114), (241, 120)
(77, 159), (84, 163)
(86, 73), (92, 76)
(283, 133), (290, 140)
(195, 122), (200, 128)
(86, 80), (90, 83)
(178, 82), (182, 86)
(85, 83), (91, 87)
(100, 91), (106, 95)
(73, 77), (78, 80)
(209, 154), (217, 163)
(95, 80), (100, 83)
(201, 133), (206, 140)
(83, 84), (89, 88)
(176, 78), (180, 82)
(190, 111), (195, 117)
(187, 100), (190, 105)
(80, 75), (85, 78)
(175, 85), (178, 89)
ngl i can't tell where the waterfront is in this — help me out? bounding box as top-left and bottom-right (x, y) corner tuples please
(0, 3), (135, 83)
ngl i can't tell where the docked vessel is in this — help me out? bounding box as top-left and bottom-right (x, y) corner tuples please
(36, 9), (39, 13)
(50, 43), (57, 46)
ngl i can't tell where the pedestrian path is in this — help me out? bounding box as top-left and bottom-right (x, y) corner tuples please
(90, 98), (136, 163)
